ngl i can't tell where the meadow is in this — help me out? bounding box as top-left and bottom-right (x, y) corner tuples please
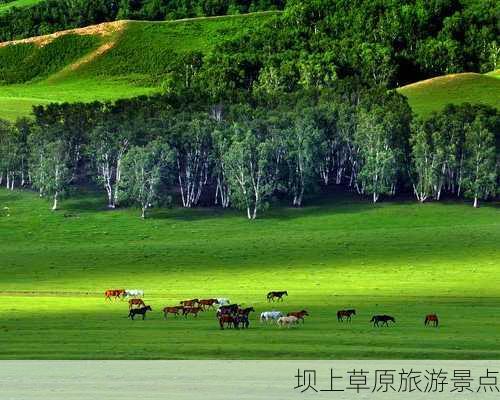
(0, 0), (43, 14)
(0, 188), (499, 359)
(397, 72), (500, 118)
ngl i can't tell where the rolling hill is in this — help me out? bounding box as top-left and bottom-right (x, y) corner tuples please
(0, 12), (276, 121)
(0, 11), (498, 121)
(398, 71), (500, 118)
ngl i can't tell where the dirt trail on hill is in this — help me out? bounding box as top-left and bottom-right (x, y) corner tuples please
(0, 20), (127, 48)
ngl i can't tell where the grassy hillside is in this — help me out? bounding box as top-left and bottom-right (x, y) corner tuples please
(0, 12), (276, 121)
(398, 71), (500, 118)
(0, 0), (44, 14)
(0, 188), (499, 359)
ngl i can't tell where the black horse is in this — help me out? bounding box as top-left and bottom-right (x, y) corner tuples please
(267, 291), (288, 302)
(216, 304), (239, 318)
(337, 309), (356, 322)
(370, 315), (395, 327)
(128, 305), (152, 320)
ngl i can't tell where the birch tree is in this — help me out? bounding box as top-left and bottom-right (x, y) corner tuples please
(462, 118), (497, 208)
(171, 116), (212, 208)
(410, 122), (440, 202)
(88, 120), (131, 208)
(30, 140), (70, 211)
(355, 109), (398, 203)
(119, 140), (171, 218)
(212, 125), (231, 208)
(223, 122), (276, 220)
(282, 116), (319, 206)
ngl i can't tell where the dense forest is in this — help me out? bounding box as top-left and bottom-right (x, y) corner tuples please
(0, 86), (498, 218)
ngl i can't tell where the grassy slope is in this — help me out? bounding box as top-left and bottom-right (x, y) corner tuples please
(398, 71), (500, 118)
(0, 13), (276, 121)
(0, 188), (499, 359)
(0, 0), (43, 14)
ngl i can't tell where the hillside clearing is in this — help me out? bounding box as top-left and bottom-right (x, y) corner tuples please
(398, 72), (500, 118)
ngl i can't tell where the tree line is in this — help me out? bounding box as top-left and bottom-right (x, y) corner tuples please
(0, 88), (498, 218)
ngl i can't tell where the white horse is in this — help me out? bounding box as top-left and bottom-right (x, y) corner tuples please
(216, 298), (230, 306)
(277, 315), (299, 328)
(260, 311), (283, 323)
(124, 289), (144, 298)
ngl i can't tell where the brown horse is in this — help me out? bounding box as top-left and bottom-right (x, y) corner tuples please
(337, 309), (356, 322)
(180, 299), (199, 307)
(163, 306), (183, 319)
(105, 289), (125, 301)
(199, 299), (219, 310)
(128, 298), (146, 309)
(238, 307), (255, 316)
(219, 314), (239, 330)
(287, 310), (309, 323)
(182, 306), (203, 317)
(425, 314), (439, 327)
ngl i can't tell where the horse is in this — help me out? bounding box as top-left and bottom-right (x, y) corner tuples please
(163, 306), (183, 319)
(337, 309), (356, 322)
(128, 305), (152, 320)
(182, 306), (203, 318)
(216, 298), (231, 306)
(370, 315), (396, 327)
(199, 299), (219, 310)
(238, 307), (255, 316)
(260, 311), (283, 323)
(425, 314), (439, 327)
(104, 289), (125, 301)
(267, 291), (288, 302)
(277, 315), (299, 328)
(216, 304), (239, 318)
(180, 299), (199, 307)
(287, 310), (309, 323)
(128, 298), (146, 309)
(219, 314), (238, 330)
(124, 289), (144, 298)
(237, 315), (249, 329)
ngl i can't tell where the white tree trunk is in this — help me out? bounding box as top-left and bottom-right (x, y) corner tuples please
(473, 196), (478, 208)
(52, 192), (58, 211)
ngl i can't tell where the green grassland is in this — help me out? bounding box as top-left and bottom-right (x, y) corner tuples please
(0, 13), (276, 121)
(0, 188), (499, 359)
(0, 0), (44, 14)
(398, 72), (500, 118)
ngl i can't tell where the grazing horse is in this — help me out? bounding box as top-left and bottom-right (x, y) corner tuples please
(287, 310), (309, 323)
(337, 309), (356, 323)
(104, 289), (125, 301)
(260, 311), (283, 323)
(124, 289), (144, 298)
(180, 299), (199, 307)
(277, 315), (299, 328)
(216, 304), (239, 318)
(199, 299), (219, 310)
(219, 314), (238, 330)
(128, 306), (152, 320)
(267, 291), (288, 302)
(370, 315), (396, 327)
(238, 307), (255, 316)
(128, 298), (146, 309)
(182, 306), (203, 318)
(425, 314), (439, 327)
(163, 306), (183, 319)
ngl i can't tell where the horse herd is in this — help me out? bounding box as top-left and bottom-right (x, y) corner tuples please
(105, 289), (440, 328)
